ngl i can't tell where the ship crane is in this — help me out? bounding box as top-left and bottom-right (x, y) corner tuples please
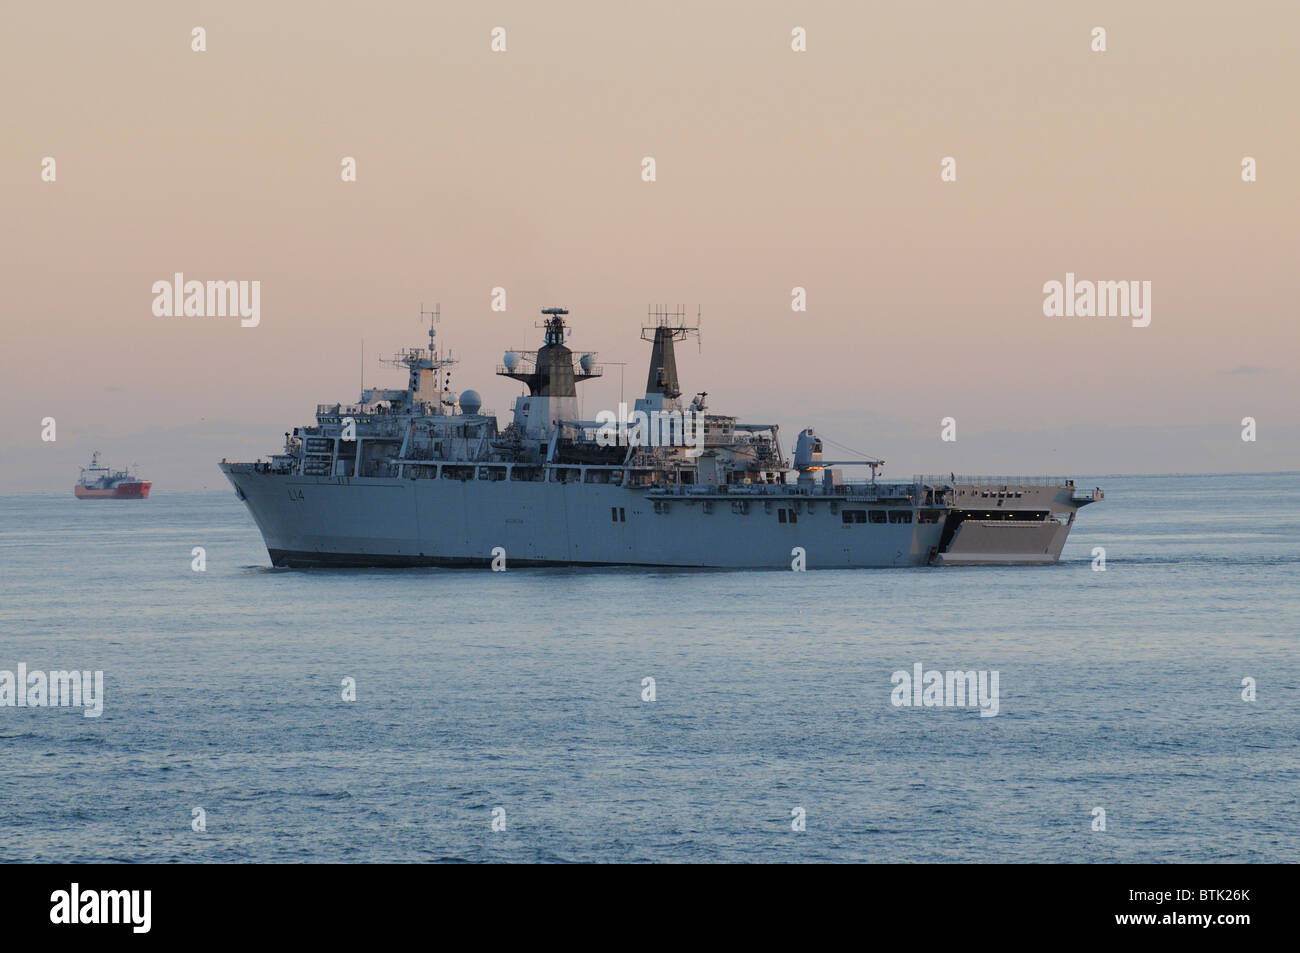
(794, 428), (885, 483)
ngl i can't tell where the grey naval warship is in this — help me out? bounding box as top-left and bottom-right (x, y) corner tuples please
(220, 307), (1102, 569)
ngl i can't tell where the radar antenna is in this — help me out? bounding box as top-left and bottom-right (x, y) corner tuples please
(641, 304), (701, 346)
(537, 307), (570, 344)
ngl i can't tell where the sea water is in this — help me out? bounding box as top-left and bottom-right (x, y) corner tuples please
(0, 473), (1296, 862)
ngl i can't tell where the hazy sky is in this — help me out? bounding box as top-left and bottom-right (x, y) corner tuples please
(2, 1), (1297, 491)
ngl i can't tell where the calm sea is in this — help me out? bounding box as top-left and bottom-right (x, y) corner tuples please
(1, 473), (1296, 862)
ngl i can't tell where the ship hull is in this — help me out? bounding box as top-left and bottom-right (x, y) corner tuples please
(74, 482), (152, 499)
(220, 465), (1082, 569)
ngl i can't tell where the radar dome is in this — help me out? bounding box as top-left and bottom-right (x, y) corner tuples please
(503, 351), (518, 371)
(459, 389), (483, 415)
(579, 353), (593, 373)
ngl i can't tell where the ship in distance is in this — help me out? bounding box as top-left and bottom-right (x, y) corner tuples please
(75, 451), (152, 499)
(220, 307), (1102, 568)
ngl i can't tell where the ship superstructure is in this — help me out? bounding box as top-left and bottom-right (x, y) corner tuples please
(220, 307), (1101, 568)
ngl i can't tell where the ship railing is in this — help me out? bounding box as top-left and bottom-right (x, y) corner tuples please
(646, 484), (774, 496)
(314, 402), (389, 416)
(913, 474), (1073, 487)
(496, 358), (602, 378)
(645, 481), (922, 499)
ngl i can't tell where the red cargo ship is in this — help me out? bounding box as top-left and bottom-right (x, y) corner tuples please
(74, 451), (152, 499)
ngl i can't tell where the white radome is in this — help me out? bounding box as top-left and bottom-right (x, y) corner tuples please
(459, 389), (482, 415)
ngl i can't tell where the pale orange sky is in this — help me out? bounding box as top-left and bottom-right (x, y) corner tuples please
(2, 1), (1297, 490)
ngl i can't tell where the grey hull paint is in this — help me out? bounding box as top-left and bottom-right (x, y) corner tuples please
(933, 519), (1071, 566)
(222, 466), (1084, 569)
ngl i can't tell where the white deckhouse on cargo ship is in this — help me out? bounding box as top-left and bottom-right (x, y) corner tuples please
(220, 307), (1101, 568)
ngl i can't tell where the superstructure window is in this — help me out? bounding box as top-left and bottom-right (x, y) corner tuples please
(869, 510), (887, 524)
(842, 510), (867, 524)
(888, 510), (913, 524)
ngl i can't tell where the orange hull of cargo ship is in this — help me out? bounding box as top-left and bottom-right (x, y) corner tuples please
(74, 482), (151, 499)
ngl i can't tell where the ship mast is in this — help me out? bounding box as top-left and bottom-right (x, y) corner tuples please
(641, 305), (700, 405)
(497, 307), (602, 395)
(381, 303), (458, 413)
